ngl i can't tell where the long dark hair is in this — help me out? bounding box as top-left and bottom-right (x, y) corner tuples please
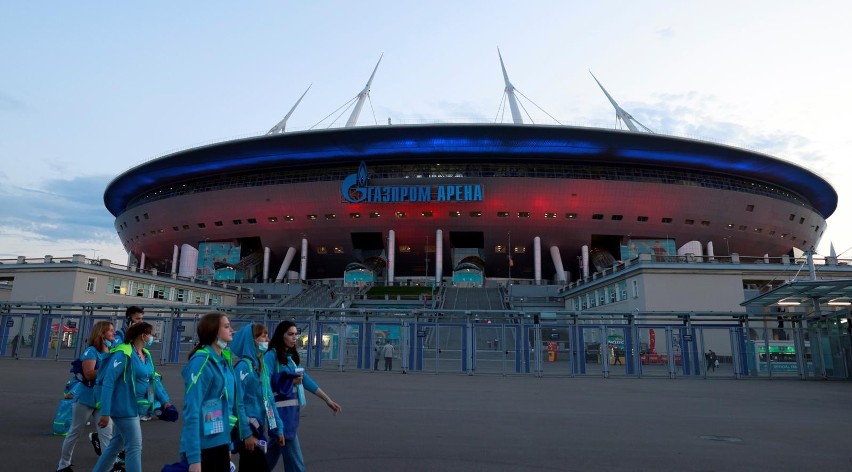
(188, 312), (226, 359)
(125, 322), (153, 345)
(269, 320), (300, 366)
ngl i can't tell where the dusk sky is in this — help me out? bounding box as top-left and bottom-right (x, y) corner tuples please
(2, 1), (850, 264)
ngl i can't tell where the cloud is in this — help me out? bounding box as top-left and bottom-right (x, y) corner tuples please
(0, 92), (25, 112)
(656, 27), (675, 39)
(0, 174), (126, 260)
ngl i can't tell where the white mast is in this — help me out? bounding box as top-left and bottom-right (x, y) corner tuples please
(268, 84), (312, 134)
(345, 54), (383, 127)
(498, 48), (523, 125)
(589, 71), (653, 133)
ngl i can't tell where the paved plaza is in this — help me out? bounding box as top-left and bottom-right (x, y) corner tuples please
(3, 358), (851, 472)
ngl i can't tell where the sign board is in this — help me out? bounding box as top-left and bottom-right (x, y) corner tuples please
(683, 334), (693, 342)
(176, 325), (186, 332)
(417, 330), (426, 338)
(5, 319), (13, 328)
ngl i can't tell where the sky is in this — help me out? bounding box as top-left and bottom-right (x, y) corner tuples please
(1, 1), (851, 264)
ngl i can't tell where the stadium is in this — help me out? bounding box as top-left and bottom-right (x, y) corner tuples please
(103, 58), (837, 286)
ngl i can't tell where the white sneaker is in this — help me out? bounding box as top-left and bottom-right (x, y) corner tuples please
(140, 415), (152, 421)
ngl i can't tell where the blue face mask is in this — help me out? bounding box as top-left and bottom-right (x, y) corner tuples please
(257, 342), (269, 352)
(216, 338), (228, 349)
(104, 339), (113, 348)
(144, 336), (154, 348)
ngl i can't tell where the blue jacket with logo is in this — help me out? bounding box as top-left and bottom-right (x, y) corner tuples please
(96, 344), (140, 418)
(263, 348), (319, 440)
(230, 325), (283, 440)
(179, 346), (251, 465)
(76, 345), (110, 408)
(129, 348), (170, 416)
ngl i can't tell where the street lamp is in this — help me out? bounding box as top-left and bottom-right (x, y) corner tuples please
(723, 237), (731, 257)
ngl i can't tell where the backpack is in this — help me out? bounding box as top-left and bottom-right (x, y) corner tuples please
(70, 357), (96, 388)
(52, 397), (74, 435)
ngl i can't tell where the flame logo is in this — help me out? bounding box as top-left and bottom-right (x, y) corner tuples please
(357, 161), (368, 187)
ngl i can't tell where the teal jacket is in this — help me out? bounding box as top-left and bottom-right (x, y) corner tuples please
(179, 346), (251, 465)
(95, 344), (140, 418)
(129, 347), (170, 416)
(230, 325), (284, 439)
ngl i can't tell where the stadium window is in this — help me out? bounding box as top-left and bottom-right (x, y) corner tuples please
(566, 213), (577, 219)
(150, 231), (156, 235)
(497, 211), (510, 218)
(307, 214), (317, 220)
(214, 221), (223, 227)
(701, 220), (710, 227)
(814, 225), (819, 232)
(637, 216), (648, 222)
(661, 217), (672, 224)
(495, 245), (506, 254)
(247, 218), (257, 224)
(517, 212), (530, 218)
(746, 205), (755, 212)
(395, 211), (406, 218)
(544, 213), (556, 219)
(781, 233), (787, 238)
(789, 214), (795, 221)
(399, 245), (411, 253)
(470, 211), (482, 217)
(182, 224), (190, 230)
(684, 219), (694, 225)
(232, 219), (242, 225)
(325, 214), (336, 220)
(592, 214), (604, 220)
(725, 223), (734, 229)
(316, 246), (328, 254)
(421, 211), (433, 217)
(333, 246), (344, 254)
(158, 229), (164, 233)
(611, 214), (623, 221)
(284, 215), (294, 221)
(172, 226), (180, 231)
(349, 213), (361, 219)
(449, 211), (461, 217)
(198, 223), (206, 229)
(268, 217), (278, 223)
(799, 217), (805, 224)
(143, 213), (149, 220)
(768, 230), (776, 236)
(513, 246), (526, 254)
(369, 212), (380, 218)
(738, 225), (747, 231)
(135, 216), (140, 222)
(754, 228), (763, 233)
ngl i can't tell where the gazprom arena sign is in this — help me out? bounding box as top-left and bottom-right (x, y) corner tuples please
(341, 162), (484, 204)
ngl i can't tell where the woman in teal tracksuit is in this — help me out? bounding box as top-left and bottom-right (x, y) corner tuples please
(264, 320), (341, 472)
(231, 323), (285, 471)
(129, 334), (171, 420)
(180, 312), (251, 472)
(93, 322), (154, 472)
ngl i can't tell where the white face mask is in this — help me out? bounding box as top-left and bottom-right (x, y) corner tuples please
(215, 338), (228, 349)
(257, 342), (269, 352)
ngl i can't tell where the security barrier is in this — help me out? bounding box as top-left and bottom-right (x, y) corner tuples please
(0, 303), (837, 380)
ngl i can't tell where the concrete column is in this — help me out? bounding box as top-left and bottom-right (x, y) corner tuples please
(435, 229), (443, 284)
(581, 245), (589, 278)
(275, 247), (297, 282)
(387, 230), (396, 284)
(140, 252), (146, 270)
(171, 245), (179, 275)
(707, 241), (715, 261)
(550, 246), (566, 283)
(263, 247), (270, 282)
(534, 237), (542, 285)
(300, 238), (308, 281)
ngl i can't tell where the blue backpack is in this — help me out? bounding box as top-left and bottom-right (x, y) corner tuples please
(52, 397), (74, 435)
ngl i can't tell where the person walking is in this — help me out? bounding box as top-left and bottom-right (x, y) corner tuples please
(114, 306), (144, 345)
(179, 312), (251, 472)
(92, 322), (154, 472)
(127, 324), (171, 421)
(230, 323), (285, 472)
(265, 320), (341, 472)
(382, 340), (394, 371)
(55, 321), (115, 472)
(373, 340), (381, 371)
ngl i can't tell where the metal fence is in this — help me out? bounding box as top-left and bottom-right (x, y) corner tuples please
(1, 303), (844, 380)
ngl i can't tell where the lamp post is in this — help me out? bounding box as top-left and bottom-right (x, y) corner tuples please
(723, 237), (731, 257)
